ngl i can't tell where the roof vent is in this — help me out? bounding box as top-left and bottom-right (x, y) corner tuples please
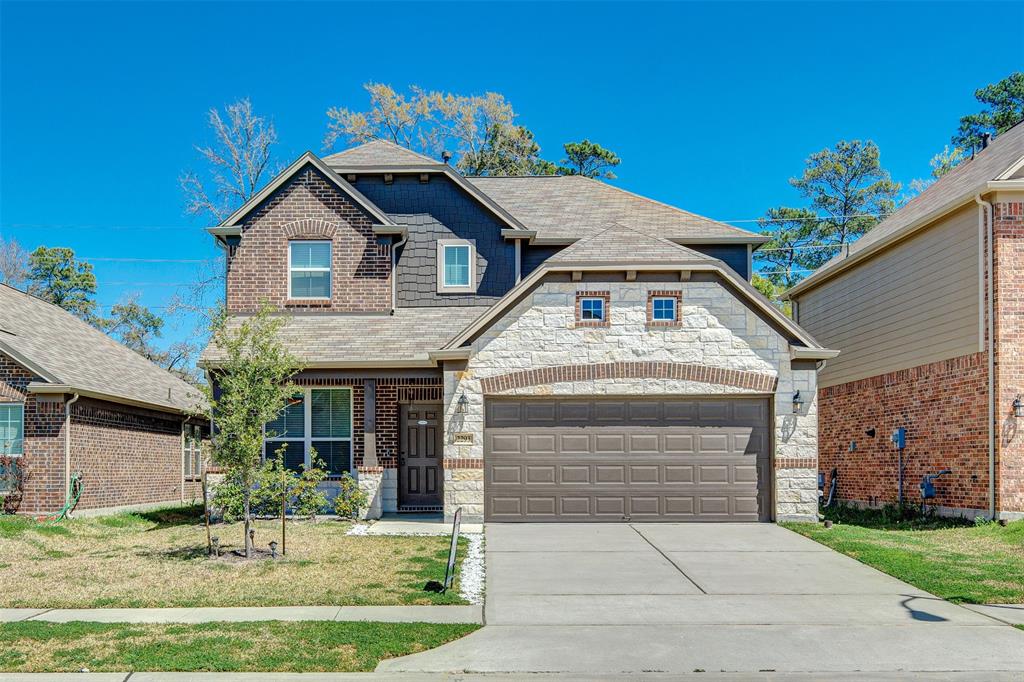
(441, 150), (452, 165)
(981, 132), (992, 150)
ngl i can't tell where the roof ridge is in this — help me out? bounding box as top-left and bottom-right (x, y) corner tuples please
(325, 138), (440, 166)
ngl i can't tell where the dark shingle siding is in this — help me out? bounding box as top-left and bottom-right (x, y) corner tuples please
(523, 245), (564, 276)
(690, 245), (749, 279)
(355, 175), (516, 307)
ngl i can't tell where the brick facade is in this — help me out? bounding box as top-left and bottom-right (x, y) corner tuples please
(994, 200), (1024, 513)
(2, 351), (198, 515)
(816, 198), (1024, 516)
(818, 353), (990, 510)
(226, 166), (393, 314)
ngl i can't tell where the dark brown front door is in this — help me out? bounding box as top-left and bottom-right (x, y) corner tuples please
(399, 403), (443, 507)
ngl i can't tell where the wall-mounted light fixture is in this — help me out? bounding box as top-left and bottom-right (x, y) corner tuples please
(1014, 395), (1023, 418)
(456, 394), (469, 414)
(792, 390), (804, 414)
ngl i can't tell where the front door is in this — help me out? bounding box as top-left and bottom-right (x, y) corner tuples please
(399, 403), (444, 508)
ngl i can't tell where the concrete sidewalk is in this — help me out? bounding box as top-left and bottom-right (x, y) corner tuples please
(3, 673), (1024, 681)
(0, 605), (482, 624)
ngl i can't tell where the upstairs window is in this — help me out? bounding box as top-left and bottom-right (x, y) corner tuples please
(653, 297), (676, 321)
(648, 291), (682, 326)
(580, 297), (605, 321)
(289, 241), (331, 299)
(0, 403), (24, 456)
(437, 240), (476, 293)
(576, 292), (611, 328)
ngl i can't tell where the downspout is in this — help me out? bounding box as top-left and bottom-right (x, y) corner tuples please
(64, 393), (80, 507)
(975, 194), (996, 520)
(391, 233), (409, 314)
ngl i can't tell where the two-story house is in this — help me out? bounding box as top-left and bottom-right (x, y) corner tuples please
(201, 141), (836, 523)
(787, 122), (1024, 520)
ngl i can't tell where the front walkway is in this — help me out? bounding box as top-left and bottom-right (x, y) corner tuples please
(378, 523), (1024, 675)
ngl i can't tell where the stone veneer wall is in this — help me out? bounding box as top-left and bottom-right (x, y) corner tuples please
(442, 275), (820, 523)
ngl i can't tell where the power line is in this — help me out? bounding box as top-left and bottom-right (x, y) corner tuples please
(725, 213), (883, 224)
(2, 223), (203, 231)
(82, 257), (216, 263)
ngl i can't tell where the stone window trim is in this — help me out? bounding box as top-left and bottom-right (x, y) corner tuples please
(436, 239), (477, 294)
(575, 291), (611, 328)
(647, 290), (683, 327)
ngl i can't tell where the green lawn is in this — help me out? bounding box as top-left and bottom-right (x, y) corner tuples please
(784, 516), (1024, 604)
(0, 621), (479, 672)
(0, 506), (469, 608)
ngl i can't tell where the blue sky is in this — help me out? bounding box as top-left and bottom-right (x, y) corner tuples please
(1, 1), (1022, 354)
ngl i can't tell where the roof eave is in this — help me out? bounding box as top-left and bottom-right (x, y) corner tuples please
(27, 382), (201, 416)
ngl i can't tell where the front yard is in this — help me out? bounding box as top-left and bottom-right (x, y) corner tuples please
(0, 505), (469, 608)
(0, 620), (479, 673)
(785, 511), (1024, 604)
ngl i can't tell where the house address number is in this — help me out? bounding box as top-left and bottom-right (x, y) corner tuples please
(453, 432), (474, 445)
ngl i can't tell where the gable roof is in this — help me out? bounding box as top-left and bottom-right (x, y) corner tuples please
(442, 228), (834, 357)
(467, 175), (766, 244)
(787, 121), (1024, 298)
(323, 140), (441, 167)
(0, 284), (201, 413)
(548, 223), (715, 266)
(217, 152), (397, 229)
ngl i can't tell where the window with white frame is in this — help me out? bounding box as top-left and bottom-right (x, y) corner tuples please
(183, 423), (203, 480)
(264, 388), (352, 478)
(437, 240), (476, 293)
(0, 403), (24, 456)
(652, 296), (677, 322)
(289, 241), (332, 299)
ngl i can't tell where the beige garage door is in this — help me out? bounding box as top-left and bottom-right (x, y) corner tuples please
(484, 397), (771, 522)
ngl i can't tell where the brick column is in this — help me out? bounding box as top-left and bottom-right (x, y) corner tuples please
(993, 199), (1024, 517)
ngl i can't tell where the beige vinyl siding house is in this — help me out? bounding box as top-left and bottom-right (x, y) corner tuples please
(794, 203), (981, 388)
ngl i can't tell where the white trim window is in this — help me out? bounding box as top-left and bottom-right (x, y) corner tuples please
(183, 423), (203, 480)
(264, 387), (353, 478)
(580, 297), (605, 321)
(0, 403), (24, 456)
(437, 239), (476, 293)
(289, 241), (332, 299)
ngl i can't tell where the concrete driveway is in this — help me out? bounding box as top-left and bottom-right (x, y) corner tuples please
(379, 523), (1024, 675)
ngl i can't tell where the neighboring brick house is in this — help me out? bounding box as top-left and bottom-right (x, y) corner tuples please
(201, 141), (836, 523)
(787, 122), (1024, 520)
(0, 284), (206, 515)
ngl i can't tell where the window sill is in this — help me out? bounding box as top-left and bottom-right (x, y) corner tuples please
(575, 321), (610, 329)
(285, 299), (332, 307)
(436, 287), (476, 295)
(648, 320), (682, 328)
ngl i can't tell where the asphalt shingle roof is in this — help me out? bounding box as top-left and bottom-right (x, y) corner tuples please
(466, 175), (760, 242)
(324, 140), (441, 168)
(548, 223), (716, 265)
(0, 284), (201, 413)
(200, 307), (493, 366)
(792, 121), (1024, 293)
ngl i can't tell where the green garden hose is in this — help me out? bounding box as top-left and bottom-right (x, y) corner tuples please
(52, 472), (83, 521)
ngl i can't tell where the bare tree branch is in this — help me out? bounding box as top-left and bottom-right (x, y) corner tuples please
(0, 235), (29, 288)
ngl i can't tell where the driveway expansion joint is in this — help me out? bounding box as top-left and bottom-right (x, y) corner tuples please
(629, 524), (707, 594)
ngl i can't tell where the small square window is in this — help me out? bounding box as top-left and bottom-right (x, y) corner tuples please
(653, 297), (676, 321)
(580, 297), (605, 321)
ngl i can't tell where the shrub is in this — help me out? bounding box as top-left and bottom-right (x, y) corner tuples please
(209, 446), (330, 521)
(0, 456), (30, 515)
(822, 500), (973, 530)
(333, 472), (369, 520)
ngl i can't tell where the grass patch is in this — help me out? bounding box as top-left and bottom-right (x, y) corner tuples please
(784, 511), (1024, 604)
(0, 620), (479, 672)
(0, 506), (470, 608)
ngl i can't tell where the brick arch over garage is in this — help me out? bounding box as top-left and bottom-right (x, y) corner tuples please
(281, 218), (343, 239)
(479, 361), (778, 394)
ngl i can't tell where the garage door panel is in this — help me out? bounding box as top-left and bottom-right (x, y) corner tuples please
(485, 397), (770, 522)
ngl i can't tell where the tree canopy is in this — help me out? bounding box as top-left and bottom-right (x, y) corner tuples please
(953, 72), (1024, 151)
(26, 246), (99, 322)
(560, 140), (621, 179)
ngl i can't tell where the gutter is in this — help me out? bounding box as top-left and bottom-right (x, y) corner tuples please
(64, 393), (80, 508)
(28, 383), (197, 415)
(975, 194), (997, 520)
